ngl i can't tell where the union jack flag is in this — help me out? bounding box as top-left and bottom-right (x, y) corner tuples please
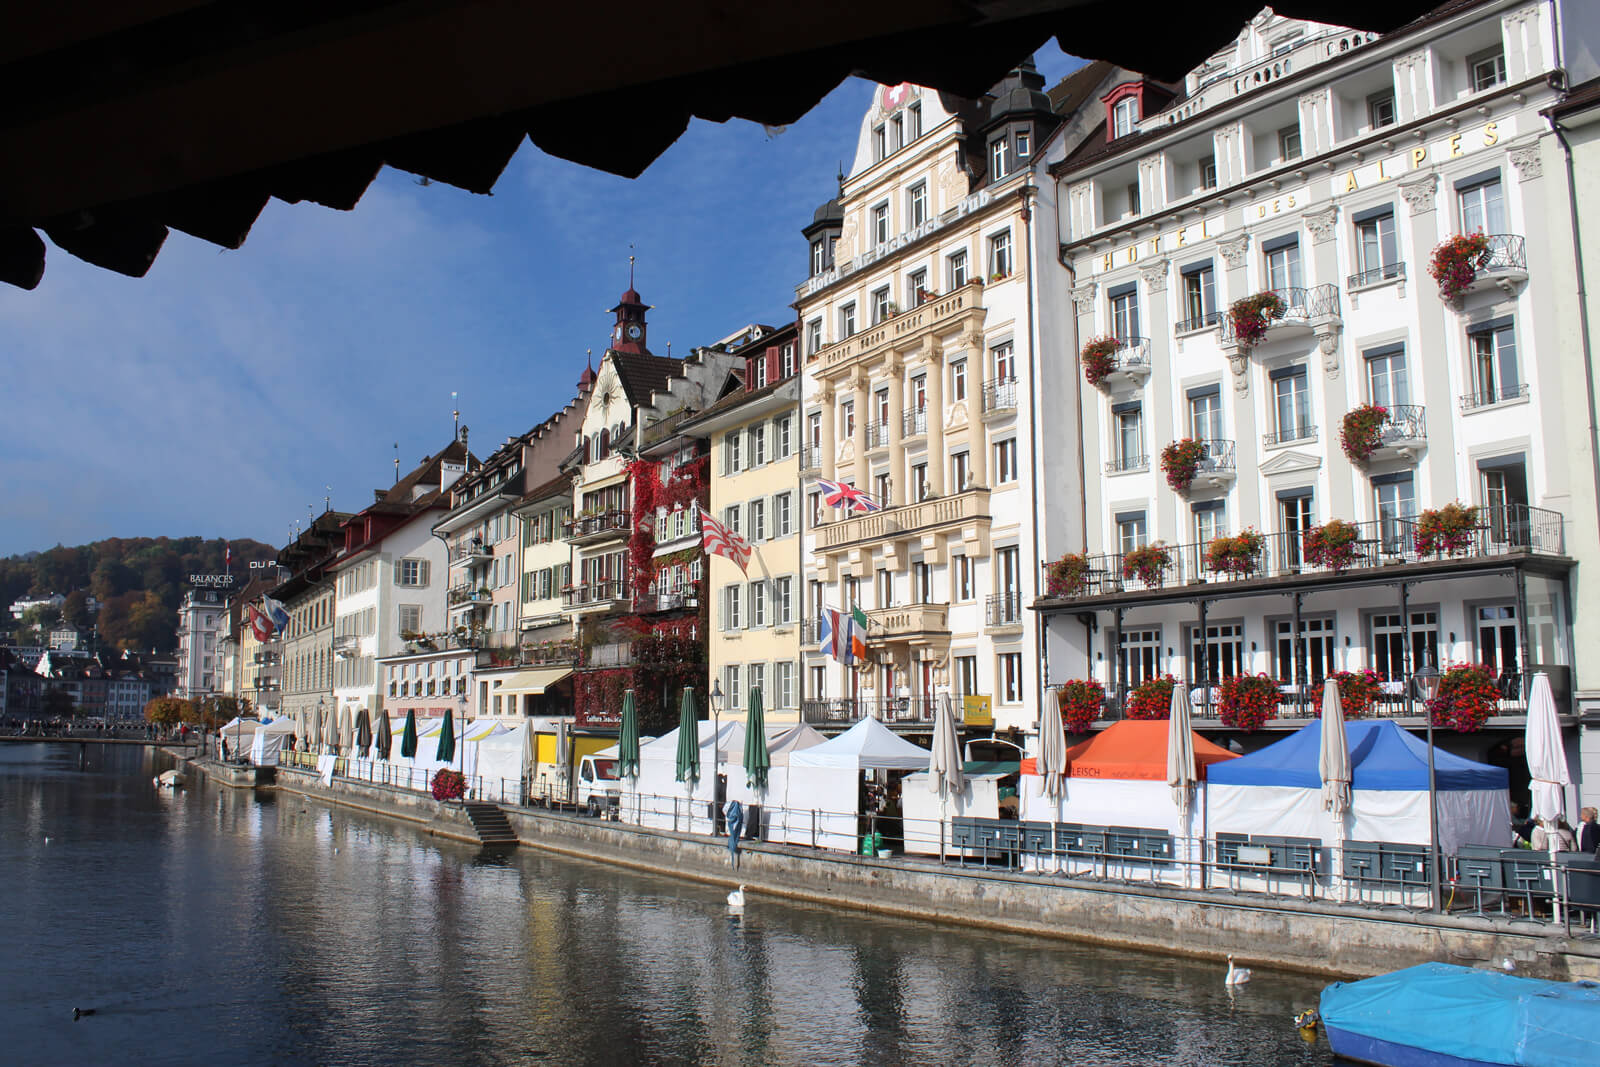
(816, 478), (883, 514)
(700, 512), (752, 573)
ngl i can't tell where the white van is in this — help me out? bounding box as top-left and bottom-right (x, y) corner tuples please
(576, 749), (621, 816)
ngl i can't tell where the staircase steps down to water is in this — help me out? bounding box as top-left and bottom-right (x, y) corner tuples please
(462, 802), (519, 846)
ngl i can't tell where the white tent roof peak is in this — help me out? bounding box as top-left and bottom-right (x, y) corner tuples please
(790, 717), (930, 771)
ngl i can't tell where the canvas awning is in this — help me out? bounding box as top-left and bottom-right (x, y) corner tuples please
(494, 668), (572, 696)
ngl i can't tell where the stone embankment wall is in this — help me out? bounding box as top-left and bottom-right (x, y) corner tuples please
(199, 760), (1600, 982)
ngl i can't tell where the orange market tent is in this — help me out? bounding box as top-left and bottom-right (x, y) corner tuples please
(1060, 720), (1237, 781)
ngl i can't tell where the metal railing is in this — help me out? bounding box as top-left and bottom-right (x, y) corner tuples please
(448, 585), (490, 606)
(981, 377), (1018, 413)
(1039, 505), (1565, 600)
(1379, 404), (1427, 443)
(1104, 453), (1147, 474)
(866, 420), (891, 449)
(1460, 383), (1530, 411)
(562, 509), (629, 541)
(799, 446), (822, 472)
(448, 536), (490, 564)
(1188, 438), (1236, 476)
(520, 641), (576, 666)
(799, 696), (938, 725)
(1220, 283), (1341, 344)
(1347, 260), (1406, 289)
(1174, 310), (1223, 334)
(561, 579), (630, 608)
(1474, 233), (1528, 276)
(901, 408), (928, 438)
(985, 592), (1022, 627)
(1103, 336), (1151, 376)
(1262, 424), (1316, 447)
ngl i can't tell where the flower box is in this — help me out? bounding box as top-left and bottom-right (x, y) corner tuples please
(1329, 669), (1384, 718)
(1206, 529), (1265, 576)
(1045, 552), (1092, 597)
(1415, 503), (1479, 557)
(1056, 679), (1105, 733)
(1228, 290), (1287, 348)
(1121, 542), (1171, 586)
(1126, 674), (1176, 720)
(1218, 674), (1279, 732)
(1160, 439), (1206, 494)
(1426, 664), (1498, 733)
(1429, 233), (1493, 301)
(1302, 519), (1363, 572)
(1340, 404), (1388, 464)
(1081, 336), (1120, 387)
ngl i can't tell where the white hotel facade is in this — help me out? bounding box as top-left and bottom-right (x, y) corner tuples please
(1036, 2), (1596, 775)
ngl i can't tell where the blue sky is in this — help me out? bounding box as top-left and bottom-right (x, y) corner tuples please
(0, 45), (1082, 558)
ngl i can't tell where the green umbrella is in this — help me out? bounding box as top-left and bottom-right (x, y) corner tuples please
(436, 708), (456, 764)
(619, 689), (641, 779)
(376, 713), (393, 760)
(674, 686), (700, 784)
(743, 687), (771, 791)
(400, 709), (418, 758)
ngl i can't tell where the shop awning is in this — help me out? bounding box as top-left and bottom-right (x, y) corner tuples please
(494, 668), (572, 696)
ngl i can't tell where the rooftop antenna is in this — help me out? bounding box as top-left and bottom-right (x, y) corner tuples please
(452, 391), (460, 441)
(666, 341), (671, 357)
(838, 162), (845, 195)
(307, 504), (314, 530)
(324, 486), (332, 512)
(394, 443), (400, 484)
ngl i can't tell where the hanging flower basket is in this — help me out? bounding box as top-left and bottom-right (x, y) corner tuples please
(1302, 519), (1363, 572)
(1126, 674), (1177, 720)
(1045, 552), (1092, 597)
(1227, 290), (1287, 347)
(1121, 542), (1171, 586)
(1161, 438), (1206, 494)
(1056, 679), (1105, 733)
(1081, 336), (1121, 387)
(1415, 502), (1479, 556)
(1340, 404), (1389, 464)
(1328, 669), (1384, 718)
(1429, 232), (1493, 301)
(1206, 529), (1265, 576)
(431, 769), (466, 801)
(1426, 664), (1499, 732)
(1218, 674), (1280, 732)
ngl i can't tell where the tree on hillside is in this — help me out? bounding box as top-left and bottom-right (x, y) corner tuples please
(61, 590), (93, 628)
(42, 688), (75, 719)
(144, 696), (192, 727)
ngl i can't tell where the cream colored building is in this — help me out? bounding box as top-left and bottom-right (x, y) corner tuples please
(680, 322), (803, 723)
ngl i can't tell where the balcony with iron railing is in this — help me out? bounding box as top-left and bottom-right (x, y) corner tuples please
(561, 579), (631, 609)
(1459, 383), (1530, 412)
(814, 282), (987, 373)
(1262, 423), (1317, 448)
(901, 407), (928, 439)
(981, 377), (1018, 415)
(1456, 235), (1528, 295)
(1096, 337), (1151, 385)
(520, 640), (577, 667)
(800, 696), (938, 726)
(814, 487), (989, 554)
(448, 584), (491, 606)
(1347, 260), (1406, 291)
(799, 446), (823, 473)
(633, 588), (699, 614)
(985, 592), (1022, 629)
(562, 509), (630, 545)
(448, 536), (491, 567)
(1039, 505), (1566, 603)
(1220, 284), (1341, 348)
(1369, 404), (1427, 460)
(1105, 453), (1148, 475)
(865, 420), (891, 450)
(1174, 310), (1224, 335)
(1167, 438), (1236, 489)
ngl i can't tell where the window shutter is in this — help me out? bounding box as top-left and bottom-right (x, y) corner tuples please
(394, 561), (404, 585)
(419, 560), (430, 587)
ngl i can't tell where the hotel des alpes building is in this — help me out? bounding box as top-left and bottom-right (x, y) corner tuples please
(1036, 2), (1593, 772)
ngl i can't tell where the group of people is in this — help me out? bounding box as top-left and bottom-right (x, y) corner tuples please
(1512, 803), (1600, 854)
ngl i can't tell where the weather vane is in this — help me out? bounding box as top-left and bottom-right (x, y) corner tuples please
(452, 390), (460, 440)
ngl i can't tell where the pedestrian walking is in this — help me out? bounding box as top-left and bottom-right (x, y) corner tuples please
(724, 799), (744, 869)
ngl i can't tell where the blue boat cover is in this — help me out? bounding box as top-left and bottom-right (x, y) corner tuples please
(1207, 720), (1508, 791)
(1320, 962), (1600, 1066)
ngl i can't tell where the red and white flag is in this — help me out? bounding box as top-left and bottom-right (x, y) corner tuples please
(701, 512), (752, 573)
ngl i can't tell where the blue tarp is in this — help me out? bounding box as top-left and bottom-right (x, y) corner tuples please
(1208, 720), (1508, 792)
(1320, 963), (1600, 1067)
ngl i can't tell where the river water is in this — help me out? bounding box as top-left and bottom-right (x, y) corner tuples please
(2, 743), (1340, 1065)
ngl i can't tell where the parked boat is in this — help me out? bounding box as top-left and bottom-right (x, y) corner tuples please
(153, 769), (185, 790)
(1319, 962), (1600, 1066)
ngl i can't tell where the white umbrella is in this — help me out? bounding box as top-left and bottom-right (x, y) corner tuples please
(1319, 677), (1351, 815)
(556, 719), (570, 799)
(1526, 673), (1570, 823)
(928, 693), (964, 797)
(1037, 689), (1070, 801)
(1166, 683), (1196, 817)
(338, 705), (353, 756)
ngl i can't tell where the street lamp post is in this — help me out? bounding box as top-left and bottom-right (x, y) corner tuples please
(710, 679), (724, 788)
(1414, 664), (1442, 910)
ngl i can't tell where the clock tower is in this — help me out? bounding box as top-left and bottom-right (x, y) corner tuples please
(607, 284), (650, 355)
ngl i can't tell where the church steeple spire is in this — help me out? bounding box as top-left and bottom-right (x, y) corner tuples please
(608, 255), (650, 354)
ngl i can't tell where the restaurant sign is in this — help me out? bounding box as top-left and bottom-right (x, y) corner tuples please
(188, 573), (237, 588)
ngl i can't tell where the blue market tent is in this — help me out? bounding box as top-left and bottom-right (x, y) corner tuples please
(1207, 720), (1510, 853)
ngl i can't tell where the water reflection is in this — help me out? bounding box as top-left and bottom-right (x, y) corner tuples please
(2, 744), (1333, 1065)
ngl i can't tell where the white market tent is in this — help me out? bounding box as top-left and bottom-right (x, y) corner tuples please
(783, 718), (930, 851)
(248, 717), (296, 766)
(475, 723), (531, 802)
(726, 723), (828, 840)
(900, 764), (1016, 856)
(625, 721), (745, 834)
(1206, 719), (1512, 857)
(460, 720), (510, 781)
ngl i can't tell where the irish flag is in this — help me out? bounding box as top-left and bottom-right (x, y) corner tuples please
(818, 605), (869, 664)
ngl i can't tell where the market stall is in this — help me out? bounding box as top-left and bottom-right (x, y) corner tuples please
(783, 718), (930, 852)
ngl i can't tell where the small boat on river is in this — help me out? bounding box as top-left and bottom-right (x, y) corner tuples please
(153, 769), (185, 790)
(1319, 962), (1600, 1066)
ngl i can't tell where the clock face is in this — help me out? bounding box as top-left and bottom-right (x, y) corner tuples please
(626, 324), (642, 340)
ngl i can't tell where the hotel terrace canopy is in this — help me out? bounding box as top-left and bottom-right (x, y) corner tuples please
(2, 2), (1439, 290)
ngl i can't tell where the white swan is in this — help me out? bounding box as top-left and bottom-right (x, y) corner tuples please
(727, 885), (746, 908)
(1225, 955), (1252, 986)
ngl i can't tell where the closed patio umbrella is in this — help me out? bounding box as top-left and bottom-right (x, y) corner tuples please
(354, 709), (373, 757)
(1319, 677), (1351, 816)
(400, 709), (418, 759)
(743, 687), (771, 790)
(1037, 688), (1069, 801)
(1526, 673), (1570, 824)
(337, 705), (352, 755)
(618, 690), (641, 780)
(436, 707), (456, 764)
(1166, 683), (1196, 818)
(376, 712), (393, 760)
(928, 693), (964, 798)
(674, 687), (700, 784)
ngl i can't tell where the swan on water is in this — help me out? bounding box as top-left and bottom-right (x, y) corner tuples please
(1225, 955), (1252, 986)
(727, 885), (746, 907)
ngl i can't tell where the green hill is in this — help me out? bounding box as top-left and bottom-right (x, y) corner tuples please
(1, 536), (277, 653)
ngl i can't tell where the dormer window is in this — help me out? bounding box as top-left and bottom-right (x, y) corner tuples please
(906, 102), (922, 141)
(889, 114), (903, 153)
(1470, 47), (1506, 92)
(1112, 96), (1139, 138)
(810, 239), (827, 276)
(1015, 127), (1031, 160)
(873, 125), (887, 162)
(990, 137), (1010, 180)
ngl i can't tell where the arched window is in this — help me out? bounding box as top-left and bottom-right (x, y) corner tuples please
(599, 428), (611, 458)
